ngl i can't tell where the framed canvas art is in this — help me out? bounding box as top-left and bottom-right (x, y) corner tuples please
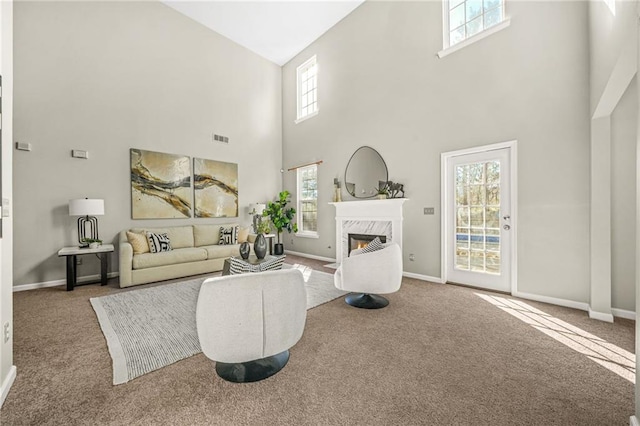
(130, 149), (192, 219)
(193, 158), (238, 218)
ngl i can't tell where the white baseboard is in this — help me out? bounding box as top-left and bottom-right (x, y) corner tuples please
(0, 365), (16, 408)
(512, 291), (590, 312)
(588, 307), (615, 323)
(402, 271), (444, 284)
(13, 272), (119, 292)
(284, 250), (335, 263)
(630, 415), (639, 426)
(612, 308), (636, 320)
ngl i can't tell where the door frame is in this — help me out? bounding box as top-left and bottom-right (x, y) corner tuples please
(440, 140), (518, 294)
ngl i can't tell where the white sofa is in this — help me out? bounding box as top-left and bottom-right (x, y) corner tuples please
(118, 224), (252, 288)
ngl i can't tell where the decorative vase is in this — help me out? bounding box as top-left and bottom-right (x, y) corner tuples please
(239, 241), (250, 259)
(377, 194), (387, 200)
(254, 233), (267, 259)
(89, 242), (99, 249)
(274, 243), (284, 256)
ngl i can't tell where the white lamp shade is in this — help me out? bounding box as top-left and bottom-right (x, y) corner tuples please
(69, 199), (104, 216)
(249, 203), (266, 215)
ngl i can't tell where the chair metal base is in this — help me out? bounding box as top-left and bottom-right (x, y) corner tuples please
(215, 350), (290, 383)
(345, 293), (389, 309)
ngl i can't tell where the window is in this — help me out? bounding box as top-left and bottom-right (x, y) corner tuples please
(297, 164), (318, 237)
(441, 0), (508, 53)
(296, 55), (318, 123)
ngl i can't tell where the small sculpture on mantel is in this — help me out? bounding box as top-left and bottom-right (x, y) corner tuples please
(333, 178), (342, 202)
(386, 181), (405, 199)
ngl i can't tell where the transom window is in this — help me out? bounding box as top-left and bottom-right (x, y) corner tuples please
(446, 0), (505, 47)
(296, 55), (318, 123)
(297, 164), (318, 237)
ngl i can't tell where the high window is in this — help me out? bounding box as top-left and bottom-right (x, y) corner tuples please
(444, 0), (505, 48)
(297, 164), (318, 237)
(296, 55), (318, 123)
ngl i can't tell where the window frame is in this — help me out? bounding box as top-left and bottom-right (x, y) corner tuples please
(296, 164), (319, 238)
(438, 0), (510, 59)
(295, 55), (319, 124)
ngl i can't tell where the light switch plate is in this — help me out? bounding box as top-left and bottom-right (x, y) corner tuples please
(424, 207), (435, 215)
(72, 149), (88, 159)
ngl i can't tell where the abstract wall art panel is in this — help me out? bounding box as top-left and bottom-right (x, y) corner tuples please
(130, 149), (192, 219)
(193, 158), (238, 218)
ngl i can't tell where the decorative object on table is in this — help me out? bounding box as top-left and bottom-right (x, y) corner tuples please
(193, 157), (238, 218)
(344, 146), (388, 198)
(253, 233), (267, 259)
(248, 203), (266, 233)
(84, 239), (102, 249)
(333, 178), (342, 202)
(386, 181), (405, 198)
(69, 198), (105, 247)
(130, 149), (191, 219)
(239, 242), (250, 259)
(263, 191), (298, 256)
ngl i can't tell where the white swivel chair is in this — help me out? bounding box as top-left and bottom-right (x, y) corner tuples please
(334, 243), (403, 309)
(196, 268), (307, 383)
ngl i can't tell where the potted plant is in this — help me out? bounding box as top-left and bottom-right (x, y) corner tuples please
(263, 190), (298, 255)
(82, 238), (102, 249)
(375, 186), (388, 200)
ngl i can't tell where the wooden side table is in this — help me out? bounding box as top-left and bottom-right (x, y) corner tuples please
(57, 244), (115, 291)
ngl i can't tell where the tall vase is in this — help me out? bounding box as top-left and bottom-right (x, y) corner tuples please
(254, 233), (267, 259)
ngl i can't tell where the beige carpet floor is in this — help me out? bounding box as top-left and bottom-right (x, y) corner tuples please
(1, 255), (634, 425)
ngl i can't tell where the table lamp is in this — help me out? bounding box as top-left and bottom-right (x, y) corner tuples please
(248, 203), (266, 233)
(69, 198), (104, 247)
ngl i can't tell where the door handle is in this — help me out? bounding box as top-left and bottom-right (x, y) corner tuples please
(503, 224), (511, 230)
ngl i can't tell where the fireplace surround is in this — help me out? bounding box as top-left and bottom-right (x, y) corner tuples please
(330, 199), (407, 264)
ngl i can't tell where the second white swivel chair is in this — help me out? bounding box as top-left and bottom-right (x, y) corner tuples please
(334, 242), (403, 309)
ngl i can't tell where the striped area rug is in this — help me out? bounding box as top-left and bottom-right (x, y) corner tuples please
(90, 264), (345, 385)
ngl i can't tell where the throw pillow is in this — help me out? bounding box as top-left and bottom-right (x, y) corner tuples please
(126, 231), (150, 254)
(237, 226), (250, 243)
(361, 237), (384, 254)
(219, 226), (238, 245)
(147, 232), (172, 253)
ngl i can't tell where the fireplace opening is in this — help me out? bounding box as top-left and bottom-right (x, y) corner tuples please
(348, 233), (387, 256)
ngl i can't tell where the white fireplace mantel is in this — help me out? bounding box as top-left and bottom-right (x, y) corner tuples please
(329, 199), (408, 264)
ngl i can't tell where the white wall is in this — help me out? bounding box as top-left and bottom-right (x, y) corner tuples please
(611, 77), (636, 313)
(0, 0), (14, 407)
(282, 1), (591, 302)
(13, 1), (283, 286)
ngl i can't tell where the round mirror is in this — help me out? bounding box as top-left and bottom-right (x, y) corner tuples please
(344, 146), (388, 198)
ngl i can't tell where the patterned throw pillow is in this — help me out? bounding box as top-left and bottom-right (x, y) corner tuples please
(147, 232), (172, 253)
(219, 226), (238, 245)
(361, 237), (384, 254)
(126, 231), (150, 254)
(229, 256), (286, 275)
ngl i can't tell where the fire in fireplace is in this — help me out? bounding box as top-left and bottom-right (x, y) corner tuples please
(348, 233), (387, 256)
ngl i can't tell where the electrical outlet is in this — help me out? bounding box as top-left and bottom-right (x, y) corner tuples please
(424, 207), (435, 215)
(409, 254), (415, 261)
(76, 258), (83, 266)
(3, 321), (9, 343)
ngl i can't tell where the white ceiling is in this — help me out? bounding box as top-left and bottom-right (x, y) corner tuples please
(163, 1), (365, 66)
